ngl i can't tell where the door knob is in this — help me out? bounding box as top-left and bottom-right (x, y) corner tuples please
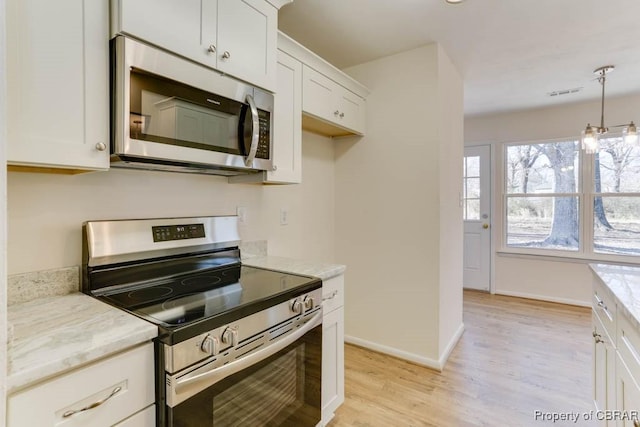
(483, 223), (489, 229)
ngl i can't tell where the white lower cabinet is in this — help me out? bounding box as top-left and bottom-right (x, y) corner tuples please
(7, 343), (155, 427)
(592, 312), (616, 425)
(591, 274), (640, 427)
(321, 275), (345, 425)
(616, 355), (640, 427)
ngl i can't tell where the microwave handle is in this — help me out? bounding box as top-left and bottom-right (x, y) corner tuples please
(244, 94), (260, 166)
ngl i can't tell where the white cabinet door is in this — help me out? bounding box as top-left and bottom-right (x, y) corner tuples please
(302, 65), (365, 136)
(616, 355), (640, 427)
(337, 90), (366, 135)
(593, 313), (617, 426)
(217, 0), (277, 91)
(117, 0), (216, 68)
(267, 50), (302, 183)
(6, 0), (109, 171)
(322, 305), (345, 426)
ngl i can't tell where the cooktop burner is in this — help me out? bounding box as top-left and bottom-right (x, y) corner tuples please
(96, 264), (320, 342)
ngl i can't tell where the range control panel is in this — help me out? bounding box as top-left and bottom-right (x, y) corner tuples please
(152, 224), (206, 242)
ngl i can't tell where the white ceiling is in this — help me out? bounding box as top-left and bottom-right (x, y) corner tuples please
(278, 0), (640, 117)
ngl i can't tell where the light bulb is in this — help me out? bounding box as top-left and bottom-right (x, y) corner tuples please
(581, 125), (599, 153)
(623, 121), (638, 145)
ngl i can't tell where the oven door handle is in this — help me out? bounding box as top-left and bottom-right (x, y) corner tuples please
(170, 310), (322, 407)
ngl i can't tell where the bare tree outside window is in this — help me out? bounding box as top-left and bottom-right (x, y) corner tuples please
(505, 137), (640, 257)
(506, 141), (579, 251)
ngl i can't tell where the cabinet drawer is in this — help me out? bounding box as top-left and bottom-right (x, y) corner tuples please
(322, 275), (344, 314)
(618, 313), (640, 385)
(114, 405), (155, 427)
(593, 278), (616, 340)
(8, 343), (155, 427)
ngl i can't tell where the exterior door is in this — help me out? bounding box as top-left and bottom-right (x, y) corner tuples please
(463, 145), (491, 291)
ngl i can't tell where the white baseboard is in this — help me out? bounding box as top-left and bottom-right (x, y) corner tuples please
(495, 289), (590, 307)
(438, 322), (465, 369)
(344, 322), (465, 372)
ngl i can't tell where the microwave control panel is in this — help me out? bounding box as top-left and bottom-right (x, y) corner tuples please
(256, 111), (270, 160)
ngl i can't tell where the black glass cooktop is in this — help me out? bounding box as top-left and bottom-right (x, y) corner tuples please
(96, 264), (321, 344)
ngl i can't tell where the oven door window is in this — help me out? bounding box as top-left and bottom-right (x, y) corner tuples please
(168, 324), (322, 426)
(129, 69), (250, 155)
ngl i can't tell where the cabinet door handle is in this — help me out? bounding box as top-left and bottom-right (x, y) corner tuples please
(222, 51), (231, 60)
(323, 290), (338, 301)
(208, 44), (216, 54)
(62, 386), (122, 418)
(334, 110), (340, 116)
(95, 142), (107, 152)
(339, 112), (345, 118)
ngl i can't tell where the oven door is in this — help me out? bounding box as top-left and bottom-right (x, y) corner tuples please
(165, 312), (322, 426)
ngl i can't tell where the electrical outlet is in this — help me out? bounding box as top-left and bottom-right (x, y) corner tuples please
(237, 206), (247, 225)
(280, 208), (289, 226)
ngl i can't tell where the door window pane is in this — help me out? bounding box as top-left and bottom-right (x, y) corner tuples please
(506, 196), (579, 251)
(463, 155), (481, 221)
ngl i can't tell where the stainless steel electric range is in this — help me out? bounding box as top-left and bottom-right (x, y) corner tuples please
(82, 216), (323, 427)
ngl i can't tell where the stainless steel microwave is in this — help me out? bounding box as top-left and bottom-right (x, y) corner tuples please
(111, 36), (274, 176)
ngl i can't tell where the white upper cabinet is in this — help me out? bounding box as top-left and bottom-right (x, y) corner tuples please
(302, 66), (366, 136)
(114, 0), (279, 92)
(278, 32), (369, 138)
(229, 49), (302, 185)
(6, 0), (110, 172)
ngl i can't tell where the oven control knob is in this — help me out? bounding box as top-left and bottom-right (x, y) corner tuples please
(221, 327), (238, 347)
(303, 295), (315, 310)
(200, 334), (218, 356)
(291, 299), (303, 315)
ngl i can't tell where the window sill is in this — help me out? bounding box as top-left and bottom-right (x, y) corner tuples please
(496, 250), (640, 266)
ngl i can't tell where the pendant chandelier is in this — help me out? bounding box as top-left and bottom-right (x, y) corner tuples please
(581, 65), (638, 154)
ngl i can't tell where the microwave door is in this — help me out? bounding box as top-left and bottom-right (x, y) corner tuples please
(239, 94), (259, 166)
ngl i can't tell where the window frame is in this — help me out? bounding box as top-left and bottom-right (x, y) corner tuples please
(499, 135), (640, 264)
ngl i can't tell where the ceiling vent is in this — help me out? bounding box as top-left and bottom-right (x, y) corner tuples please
(548, 87), (583, 97)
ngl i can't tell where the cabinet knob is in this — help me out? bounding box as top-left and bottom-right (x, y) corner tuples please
(95, 142), (107, 152)
(334, 110), (340, 116)
(272, 165), (278, 171)
(339, 112), (345, 118)
(222, 51), (231, 60)
(207, 44), (216, 54)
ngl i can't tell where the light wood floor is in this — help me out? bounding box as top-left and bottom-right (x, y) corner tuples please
(329, 290), (595, 427)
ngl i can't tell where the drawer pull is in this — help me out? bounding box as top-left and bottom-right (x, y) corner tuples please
(62, 386), (122, 418)
(323, 290), (339, 301)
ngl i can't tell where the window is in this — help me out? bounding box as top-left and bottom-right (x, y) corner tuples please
(593, 137), (640, 255)
(505, 141), (580, 252)
(463, 155), (480, 220)
(503, 136), (640, 259)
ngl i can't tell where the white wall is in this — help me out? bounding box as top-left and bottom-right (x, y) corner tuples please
(7, 131), (336, 274)
(1, 0), (8, 420)
(465, 93), (640, 305)
(336, 44), (464, 369)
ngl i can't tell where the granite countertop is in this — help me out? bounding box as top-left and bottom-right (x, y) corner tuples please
(243, 255), (346, 280)
(590, 264), (640, 328)
(7, 293), (158, 394)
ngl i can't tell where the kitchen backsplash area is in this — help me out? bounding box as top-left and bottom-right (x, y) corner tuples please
(7, 267), (79, 306)
(7, 240), (269, 307)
